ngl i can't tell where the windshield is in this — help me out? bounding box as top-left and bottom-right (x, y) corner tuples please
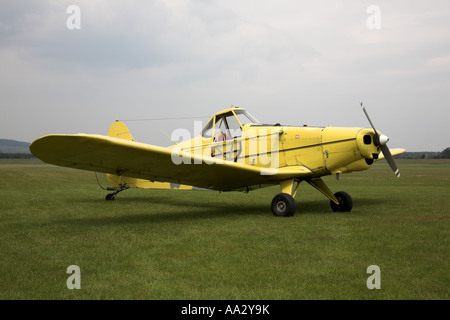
(201, 109), (259, 139)
(234, 110), (259, 125)
(214, 111), (241, 139)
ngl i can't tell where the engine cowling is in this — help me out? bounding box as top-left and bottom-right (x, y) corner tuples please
(356, 128), (381, 161)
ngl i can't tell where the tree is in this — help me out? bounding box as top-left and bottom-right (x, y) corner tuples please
(440, 147), (450, 159)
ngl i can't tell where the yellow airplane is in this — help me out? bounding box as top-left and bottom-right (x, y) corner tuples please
(30, 103), (405, 217)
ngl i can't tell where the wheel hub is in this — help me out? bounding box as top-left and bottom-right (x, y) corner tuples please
(276, 201), (286, 213)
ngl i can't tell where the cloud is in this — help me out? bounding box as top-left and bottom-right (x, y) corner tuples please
(1, 0), (449, 151)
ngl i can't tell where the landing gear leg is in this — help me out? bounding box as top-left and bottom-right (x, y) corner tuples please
(105, 186), (128, 201)
(306, 178), (353, 212)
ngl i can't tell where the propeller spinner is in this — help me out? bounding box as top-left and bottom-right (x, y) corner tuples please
(360, 101), (401, 178)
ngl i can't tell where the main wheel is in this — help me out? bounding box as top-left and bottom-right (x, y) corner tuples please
(330, 191), (353, 212)
(271, 193), (296, 217)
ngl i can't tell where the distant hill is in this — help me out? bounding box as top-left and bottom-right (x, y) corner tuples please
(395, 151), (441, 159)
(0, 139), (31, 154)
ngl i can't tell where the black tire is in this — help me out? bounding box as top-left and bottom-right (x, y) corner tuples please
(105, 193), (116, 201)
(271, 193), (296, 217)
(330, 191), (353, 212)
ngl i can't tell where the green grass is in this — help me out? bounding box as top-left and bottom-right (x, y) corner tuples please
(0, 159), (448, 299)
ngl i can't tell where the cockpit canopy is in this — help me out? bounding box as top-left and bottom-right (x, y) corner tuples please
(201, 108), (259, 140)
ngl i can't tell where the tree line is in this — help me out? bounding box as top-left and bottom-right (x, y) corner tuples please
(388, 147), (450, 159)
(438, 147), (450, 159)
(0, 152), (35, 159)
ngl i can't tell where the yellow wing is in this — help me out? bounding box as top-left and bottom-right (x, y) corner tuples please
(376, 148), (406, 161)
(29, 134), (312, 191)
(106, 121), (194, 190)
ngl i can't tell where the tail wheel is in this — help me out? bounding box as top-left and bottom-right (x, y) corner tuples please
(330, 191), (353, 212)
(271, 193), (296, 217)
(105, 193), (116, 201)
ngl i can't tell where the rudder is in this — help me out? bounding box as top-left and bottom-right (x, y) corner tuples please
(106, 121), (138, 188)
(108, 121), (135, 141)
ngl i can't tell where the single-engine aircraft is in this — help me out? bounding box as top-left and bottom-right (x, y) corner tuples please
(30, 103), (405, 217)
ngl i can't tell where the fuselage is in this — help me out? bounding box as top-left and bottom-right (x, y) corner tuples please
(173, 107), (381, 179)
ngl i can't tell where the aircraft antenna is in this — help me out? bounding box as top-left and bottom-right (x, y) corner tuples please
(117, 116), (209, 122)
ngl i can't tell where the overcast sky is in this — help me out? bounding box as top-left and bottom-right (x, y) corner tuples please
(1, 0), (449, 151)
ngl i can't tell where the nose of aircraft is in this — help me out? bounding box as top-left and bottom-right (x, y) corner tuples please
(379, 134), (389, 146)
(360, 101), (401, 178)
(373, 132), (389, 146)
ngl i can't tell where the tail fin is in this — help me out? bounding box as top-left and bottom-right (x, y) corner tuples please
(105, 121), (194, 191)
(106, 121), (139, 188)
(108, 121), (135, 141)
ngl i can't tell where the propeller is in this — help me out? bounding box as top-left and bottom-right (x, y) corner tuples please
(360, 101), (400, 178)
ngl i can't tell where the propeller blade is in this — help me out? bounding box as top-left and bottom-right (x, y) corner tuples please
(360, 101), (400, 178)
(360, 101), (380, 145)
(381, 144), (400, 177)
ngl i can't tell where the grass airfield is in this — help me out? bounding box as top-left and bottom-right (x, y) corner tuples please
(0, 159), (448, 299)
